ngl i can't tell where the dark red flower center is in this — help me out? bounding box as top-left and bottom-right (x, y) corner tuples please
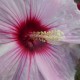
(15, 17), (49, 53)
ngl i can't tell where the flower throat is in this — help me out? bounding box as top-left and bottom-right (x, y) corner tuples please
(16, 17), (49, 52)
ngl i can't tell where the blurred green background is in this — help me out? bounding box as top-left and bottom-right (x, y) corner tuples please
(74, 0), (80, 3)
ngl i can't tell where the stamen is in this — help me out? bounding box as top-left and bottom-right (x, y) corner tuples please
(29, 29), (65, 44)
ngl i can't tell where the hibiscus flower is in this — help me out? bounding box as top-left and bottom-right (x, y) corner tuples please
(0, 0), (80, 80)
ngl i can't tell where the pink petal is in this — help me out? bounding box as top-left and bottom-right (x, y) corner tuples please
(0, 42), (20, 80)
(55, 1), (80, 44)
(35, 45), (76, 80)
(0, 44), (76, 80)
(0, 46), (46, 80)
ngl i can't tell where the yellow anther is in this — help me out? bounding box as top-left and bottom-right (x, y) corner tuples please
(29, 29), (65, 43)
(38, 37), (46, 42)
(40, 31), (42, 34)
(36, 31), (40, 35)
(43, 31), (47, 34)
(50, 30), (54, 34)
(32, 31), (36, 34)
(41, 39), (46, 42)
(47, 31), (52, 35)
(55, 30), (64, 36)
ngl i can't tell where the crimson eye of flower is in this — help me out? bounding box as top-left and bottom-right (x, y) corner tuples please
(15, 17), (49, 53)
